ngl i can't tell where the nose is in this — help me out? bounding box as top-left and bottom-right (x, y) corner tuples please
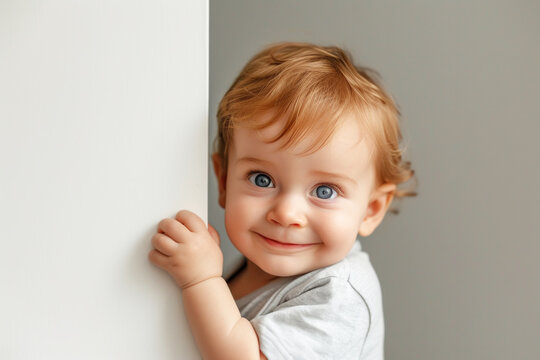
(266, 193), (307, 228)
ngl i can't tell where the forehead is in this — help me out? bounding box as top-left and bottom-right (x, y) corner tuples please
(229, 113), (376, 178)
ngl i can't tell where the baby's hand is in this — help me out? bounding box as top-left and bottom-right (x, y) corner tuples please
(149, 210), (223, 289)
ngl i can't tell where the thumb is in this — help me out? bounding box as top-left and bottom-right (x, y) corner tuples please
(207, 224), (220, 245)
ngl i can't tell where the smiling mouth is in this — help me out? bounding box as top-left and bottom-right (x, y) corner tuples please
(256, 233), (315, 249)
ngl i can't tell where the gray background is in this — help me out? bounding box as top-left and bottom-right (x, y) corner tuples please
(208, 1), (540, 359)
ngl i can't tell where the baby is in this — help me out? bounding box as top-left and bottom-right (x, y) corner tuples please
(149, 42), (415, 359)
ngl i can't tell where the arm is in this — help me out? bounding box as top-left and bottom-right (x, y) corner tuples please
(182, 277), (265, 360)
(149, 210), (265, 360)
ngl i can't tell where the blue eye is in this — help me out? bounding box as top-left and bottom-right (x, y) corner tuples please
(312, 185), (337, 200)
(248, 172), (274, 188)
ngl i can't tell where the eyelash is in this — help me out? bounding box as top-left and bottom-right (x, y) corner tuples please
(246, 170), (344, 198)
(319, 182), (344, 197)
(247, 171), (275, 188)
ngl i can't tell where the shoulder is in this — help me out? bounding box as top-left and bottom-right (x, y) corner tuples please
(277, 240), (385, 345)
(288, 240), (382, 305)
(242, 241), (385, 359)
(248, 242), (384, 359)
(242, 240), (383, 315)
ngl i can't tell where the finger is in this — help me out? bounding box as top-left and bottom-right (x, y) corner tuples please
(158, 218), (189, 241)
(148, 249), (169, 269)
(207, 224), (220, 245)
(175, 210), (206, 233)
(152, 233), (178, 256)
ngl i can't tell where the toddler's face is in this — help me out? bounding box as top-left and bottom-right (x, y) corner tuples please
(220, 112), (382, 277)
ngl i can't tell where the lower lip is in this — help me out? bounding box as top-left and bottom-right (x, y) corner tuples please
(257, 233), (314, 250)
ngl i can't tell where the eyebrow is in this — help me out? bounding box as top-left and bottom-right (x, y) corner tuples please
(237, 156), (357, 186)
(236, 156), (274, 166)
(310, 170), (358, 186)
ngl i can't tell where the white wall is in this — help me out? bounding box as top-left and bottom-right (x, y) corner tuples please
(1, 1), (207, 359)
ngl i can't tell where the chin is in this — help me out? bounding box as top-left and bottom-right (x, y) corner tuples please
(258, 261), (314, 278)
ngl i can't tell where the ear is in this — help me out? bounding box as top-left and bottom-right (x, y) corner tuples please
(212, 153), (227, 208)
(358, 183), (396, 237)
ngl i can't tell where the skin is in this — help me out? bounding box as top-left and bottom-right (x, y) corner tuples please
(149, 111), (396, 359)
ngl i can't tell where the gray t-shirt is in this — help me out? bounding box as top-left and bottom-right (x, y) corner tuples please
(235, 240), (384, 360)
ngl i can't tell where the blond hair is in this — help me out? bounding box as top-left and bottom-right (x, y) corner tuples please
(215, 42), (416, 200)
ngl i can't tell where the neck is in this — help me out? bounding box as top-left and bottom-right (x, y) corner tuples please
(228, 260), (278, 300)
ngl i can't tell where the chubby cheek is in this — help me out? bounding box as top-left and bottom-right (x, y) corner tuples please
(224, 191), (262, 246)
(314, 208), (364, 258)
